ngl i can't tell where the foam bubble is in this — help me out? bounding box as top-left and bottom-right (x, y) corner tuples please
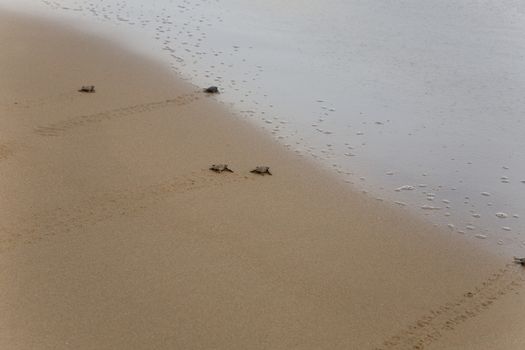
(421, 205), (441, 210)
(395, 185), (415, 191)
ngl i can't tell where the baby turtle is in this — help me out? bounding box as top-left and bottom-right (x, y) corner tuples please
(514, 257), (525, 266)
(79, 85), (95, 93)
(209, 164), (233, 173)
(251, 166), (272, 175)
(203, 86), (219, 94)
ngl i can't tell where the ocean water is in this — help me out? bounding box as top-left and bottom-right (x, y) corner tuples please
(3, 0), (525, 256)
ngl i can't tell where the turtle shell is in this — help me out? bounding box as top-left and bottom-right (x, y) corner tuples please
(79, 85), (95, 93)
(204, 86), (219, 93)
(251, 166), (272, 175)
(210, 164), (233, 173)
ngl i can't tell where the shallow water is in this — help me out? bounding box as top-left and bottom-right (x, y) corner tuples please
(4, 0), (525, 256)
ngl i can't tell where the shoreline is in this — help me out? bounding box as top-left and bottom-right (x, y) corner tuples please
(1, 10), (524, 349)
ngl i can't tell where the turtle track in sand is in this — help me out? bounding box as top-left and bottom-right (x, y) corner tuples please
(1, 91), (81, 112)
(375, 264), (525, 350)
(34, 93), (199, 137)
(0, 143), (15, 162)
(0, 169), (250, 253)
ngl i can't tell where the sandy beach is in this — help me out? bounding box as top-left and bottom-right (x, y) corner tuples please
(1, 10), (524, 349)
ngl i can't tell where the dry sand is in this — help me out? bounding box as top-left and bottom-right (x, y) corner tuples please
(0, 10), (524, 350)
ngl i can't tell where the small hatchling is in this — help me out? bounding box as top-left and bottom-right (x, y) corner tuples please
(251, 166), (272, 175)
(78, 85), (95, 93)
(209, 164), (233, 173)
(514, 257), (525, 266)
(203, 86), (219, 94)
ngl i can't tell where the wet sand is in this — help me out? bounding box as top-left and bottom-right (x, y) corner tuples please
(21, 0), (525, 244)
(0, 11), (524, 350)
